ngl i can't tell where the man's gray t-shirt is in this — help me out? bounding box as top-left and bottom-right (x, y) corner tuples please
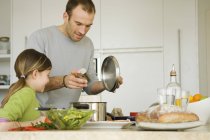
(26, 26), (98, 108)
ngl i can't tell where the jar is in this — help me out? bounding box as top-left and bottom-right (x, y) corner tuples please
(0, 37), (10, 54)
(130, 112), (138, 117)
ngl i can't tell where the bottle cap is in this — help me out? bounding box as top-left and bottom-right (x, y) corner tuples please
(170, 64), (176, 76)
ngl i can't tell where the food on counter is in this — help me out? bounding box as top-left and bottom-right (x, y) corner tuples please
(8, 118), (56, 131)
(8, 121), (56, 131)
(111, 108), (124, 117)
(193, 93), (202, 102)
(158, 112), (199, 123)
(9, 126), (46, 131)
(189, 95), (194, 103)
(47, 108), (94, 130)
(136, 105), (199, 123)
(189, 93), (208, 103)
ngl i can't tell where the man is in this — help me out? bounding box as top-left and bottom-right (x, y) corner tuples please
(27, 0), (123, 108)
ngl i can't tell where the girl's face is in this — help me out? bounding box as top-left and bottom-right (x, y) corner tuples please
(34, 69), (51, 92)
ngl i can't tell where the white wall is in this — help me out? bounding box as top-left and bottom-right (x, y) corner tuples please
(198, 0), (210, 96)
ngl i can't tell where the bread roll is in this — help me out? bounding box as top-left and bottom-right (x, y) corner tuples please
(158, 112), (199, 123)
(136, 105), (199, 123)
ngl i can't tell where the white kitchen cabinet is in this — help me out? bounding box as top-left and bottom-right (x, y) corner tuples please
(0, 52), (10, 91)
(100, 0), (163, 49)
(11, 0), (41, 83)
(0, 0), (11, 101)
(163, 0), (199, 94)
(0, 0), (11, 37)
(100, 0), (199, 114)
(41, 0), (67, 28)
(0, 55), (10, 102)
(86, 0), (101, 49)
(101, 51), (164, 115)
(41, 0), (101, 49)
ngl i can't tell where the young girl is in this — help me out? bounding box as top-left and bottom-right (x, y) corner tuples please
(0, 49), (52, 122)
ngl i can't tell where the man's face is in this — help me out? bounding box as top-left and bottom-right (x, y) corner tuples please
(65, 5), (95, 41)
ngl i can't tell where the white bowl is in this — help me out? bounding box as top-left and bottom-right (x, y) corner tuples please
(187, 97), (210, 125)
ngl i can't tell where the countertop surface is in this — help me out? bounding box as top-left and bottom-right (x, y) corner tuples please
(0, 123), (210, 140)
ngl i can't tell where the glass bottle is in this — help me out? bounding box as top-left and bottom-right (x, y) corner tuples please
(166, 64), (182, 106)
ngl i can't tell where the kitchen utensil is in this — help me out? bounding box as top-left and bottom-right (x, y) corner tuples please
(71, 68), (89, 81)
(35, 107), (58, 111)
(106, 113), (135, 121)
(101, 56), (120, 92)
(70, 102), (107, 121)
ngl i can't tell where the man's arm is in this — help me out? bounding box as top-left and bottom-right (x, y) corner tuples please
(44, 75), (123, 93)
(89, 76), (123, 95)
(44, 76), (65, 92)
(44, 74), (89, 92)
(89, 81), (106, 95)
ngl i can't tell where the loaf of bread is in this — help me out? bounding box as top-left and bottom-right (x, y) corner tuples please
(136, 105), (199, 123)
(158, 112), (199, 123)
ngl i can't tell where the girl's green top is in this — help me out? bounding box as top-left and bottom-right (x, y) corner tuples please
(0, 87), (40, 121)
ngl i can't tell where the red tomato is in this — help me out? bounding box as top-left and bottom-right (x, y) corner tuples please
(9, 126), (45, 131)
(44, 117), (52, 124)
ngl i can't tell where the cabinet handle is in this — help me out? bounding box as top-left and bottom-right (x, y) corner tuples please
(178, 29), (181, 86)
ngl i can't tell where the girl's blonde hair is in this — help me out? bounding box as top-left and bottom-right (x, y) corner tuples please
(1, 49), (52, 107)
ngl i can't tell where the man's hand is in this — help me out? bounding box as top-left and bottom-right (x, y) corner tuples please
(115, 76), (123, 89)
(108, 76), (123, 92)
(64, 71), (88, 89)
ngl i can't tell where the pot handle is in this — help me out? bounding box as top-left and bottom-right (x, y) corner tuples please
(106, 112), (116, 120)
(73, 103), (89, 109)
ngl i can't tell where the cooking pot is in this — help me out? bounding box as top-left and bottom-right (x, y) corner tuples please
(70, 102), (107, 121)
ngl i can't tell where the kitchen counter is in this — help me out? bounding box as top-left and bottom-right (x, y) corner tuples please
(0, 124), (210, 140)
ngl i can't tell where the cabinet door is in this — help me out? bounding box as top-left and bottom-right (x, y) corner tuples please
(11, 0), (41, 83)
(86, 0), (101, 49)
(41, 0), (67, 28)
(0, 0), (11, 37)
(101, 0), (163, 49)
(163, 0), (198, 93)
(0, 0), (11, 77)
(101, 52), (164, 115)
(41, 0), (101, 49)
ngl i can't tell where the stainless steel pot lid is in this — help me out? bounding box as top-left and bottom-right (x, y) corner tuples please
(101, 56), (120, 92)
